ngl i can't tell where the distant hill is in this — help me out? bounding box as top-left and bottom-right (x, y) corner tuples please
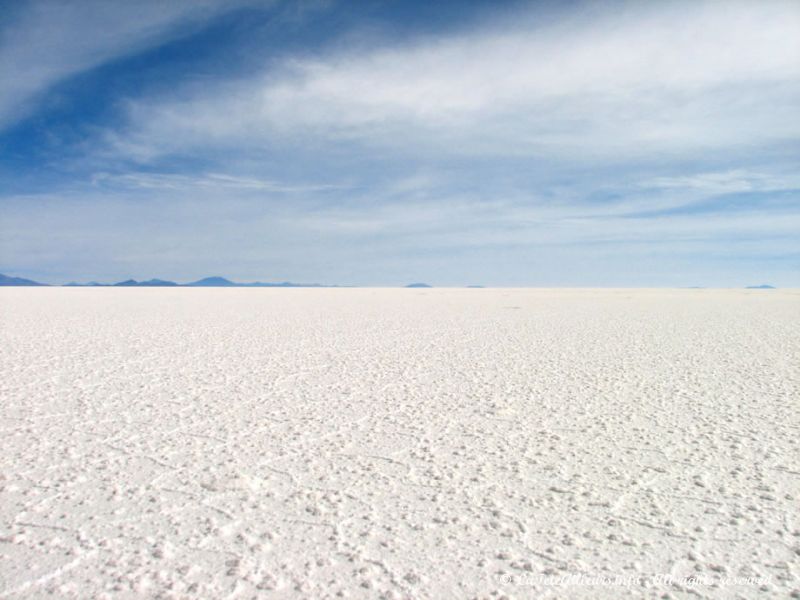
(405, 283), (432, 288)
(186, 276), (236, 287)
(186, 276), (326, 287)
(0, 273), (47, 286)
(746, 284), (776, 289)
(140, 279), (178, 287)
(113, 279), (178, 286)
(3, 272), (328, 287)
(466, 285), (485, 288)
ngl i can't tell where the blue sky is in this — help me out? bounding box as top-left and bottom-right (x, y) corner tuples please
(1, 0), (799, 286)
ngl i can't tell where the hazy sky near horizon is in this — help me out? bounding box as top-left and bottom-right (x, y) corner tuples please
(1, 0), (799, 286)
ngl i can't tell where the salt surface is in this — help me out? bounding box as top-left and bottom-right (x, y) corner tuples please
(1, 288), (798, 598)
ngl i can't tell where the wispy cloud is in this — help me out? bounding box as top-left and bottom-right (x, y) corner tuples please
(0, 0), (257, 130)
(91, 172), (346, 194)
(107, 1), (800, 162)
(640, 170), (800, 195)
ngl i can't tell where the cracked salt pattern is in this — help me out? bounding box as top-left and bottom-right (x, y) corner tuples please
(1, 288), (798, 598)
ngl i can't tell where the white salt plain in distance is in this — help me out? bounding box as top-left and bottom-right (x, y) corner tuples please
(1, 288), (798, 598)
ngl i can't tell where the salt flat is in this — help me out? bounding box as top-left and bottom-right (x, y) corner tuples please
(1, 288), (798, 599)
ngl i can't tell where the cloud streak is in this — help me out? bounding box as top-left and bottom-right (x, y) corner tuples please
(110, 1), (800, 162)
(0, 0), (257, 130)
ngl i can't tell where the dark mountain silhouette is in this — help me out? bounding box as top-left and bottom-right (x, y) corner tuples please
(185, 277), (326, 287)
(0, 273), (47, 286)
(746, 284), (776, 289)
(112, 279), (177, 286)
(5, 272), (329, 287)
(139, 279), (178, 286)
(405, 283), (432, 288)
(186, 276), (236, 287)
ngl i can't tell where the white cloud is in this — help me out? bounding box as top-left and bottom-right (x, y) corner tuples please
(109, 0), (800, 161)
(0, 0), (258, 129)
(640, 170), (800, 195)
(90, 171), (345, 194)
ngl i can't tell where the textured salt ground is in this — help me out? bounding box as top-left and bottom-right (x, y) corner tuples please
(0, 288), (798, 599)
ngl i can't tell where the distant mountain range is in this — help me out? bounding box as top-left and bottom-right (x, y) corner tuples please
(112, 279), (178, 287)
(183, 276), (326, 287)
(2, 273), (330, 287)
(0, 273), (784, 289)
(186, 276), (327, 287)
(2, 273), (444, 287)
(0, 273), (47, 286)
